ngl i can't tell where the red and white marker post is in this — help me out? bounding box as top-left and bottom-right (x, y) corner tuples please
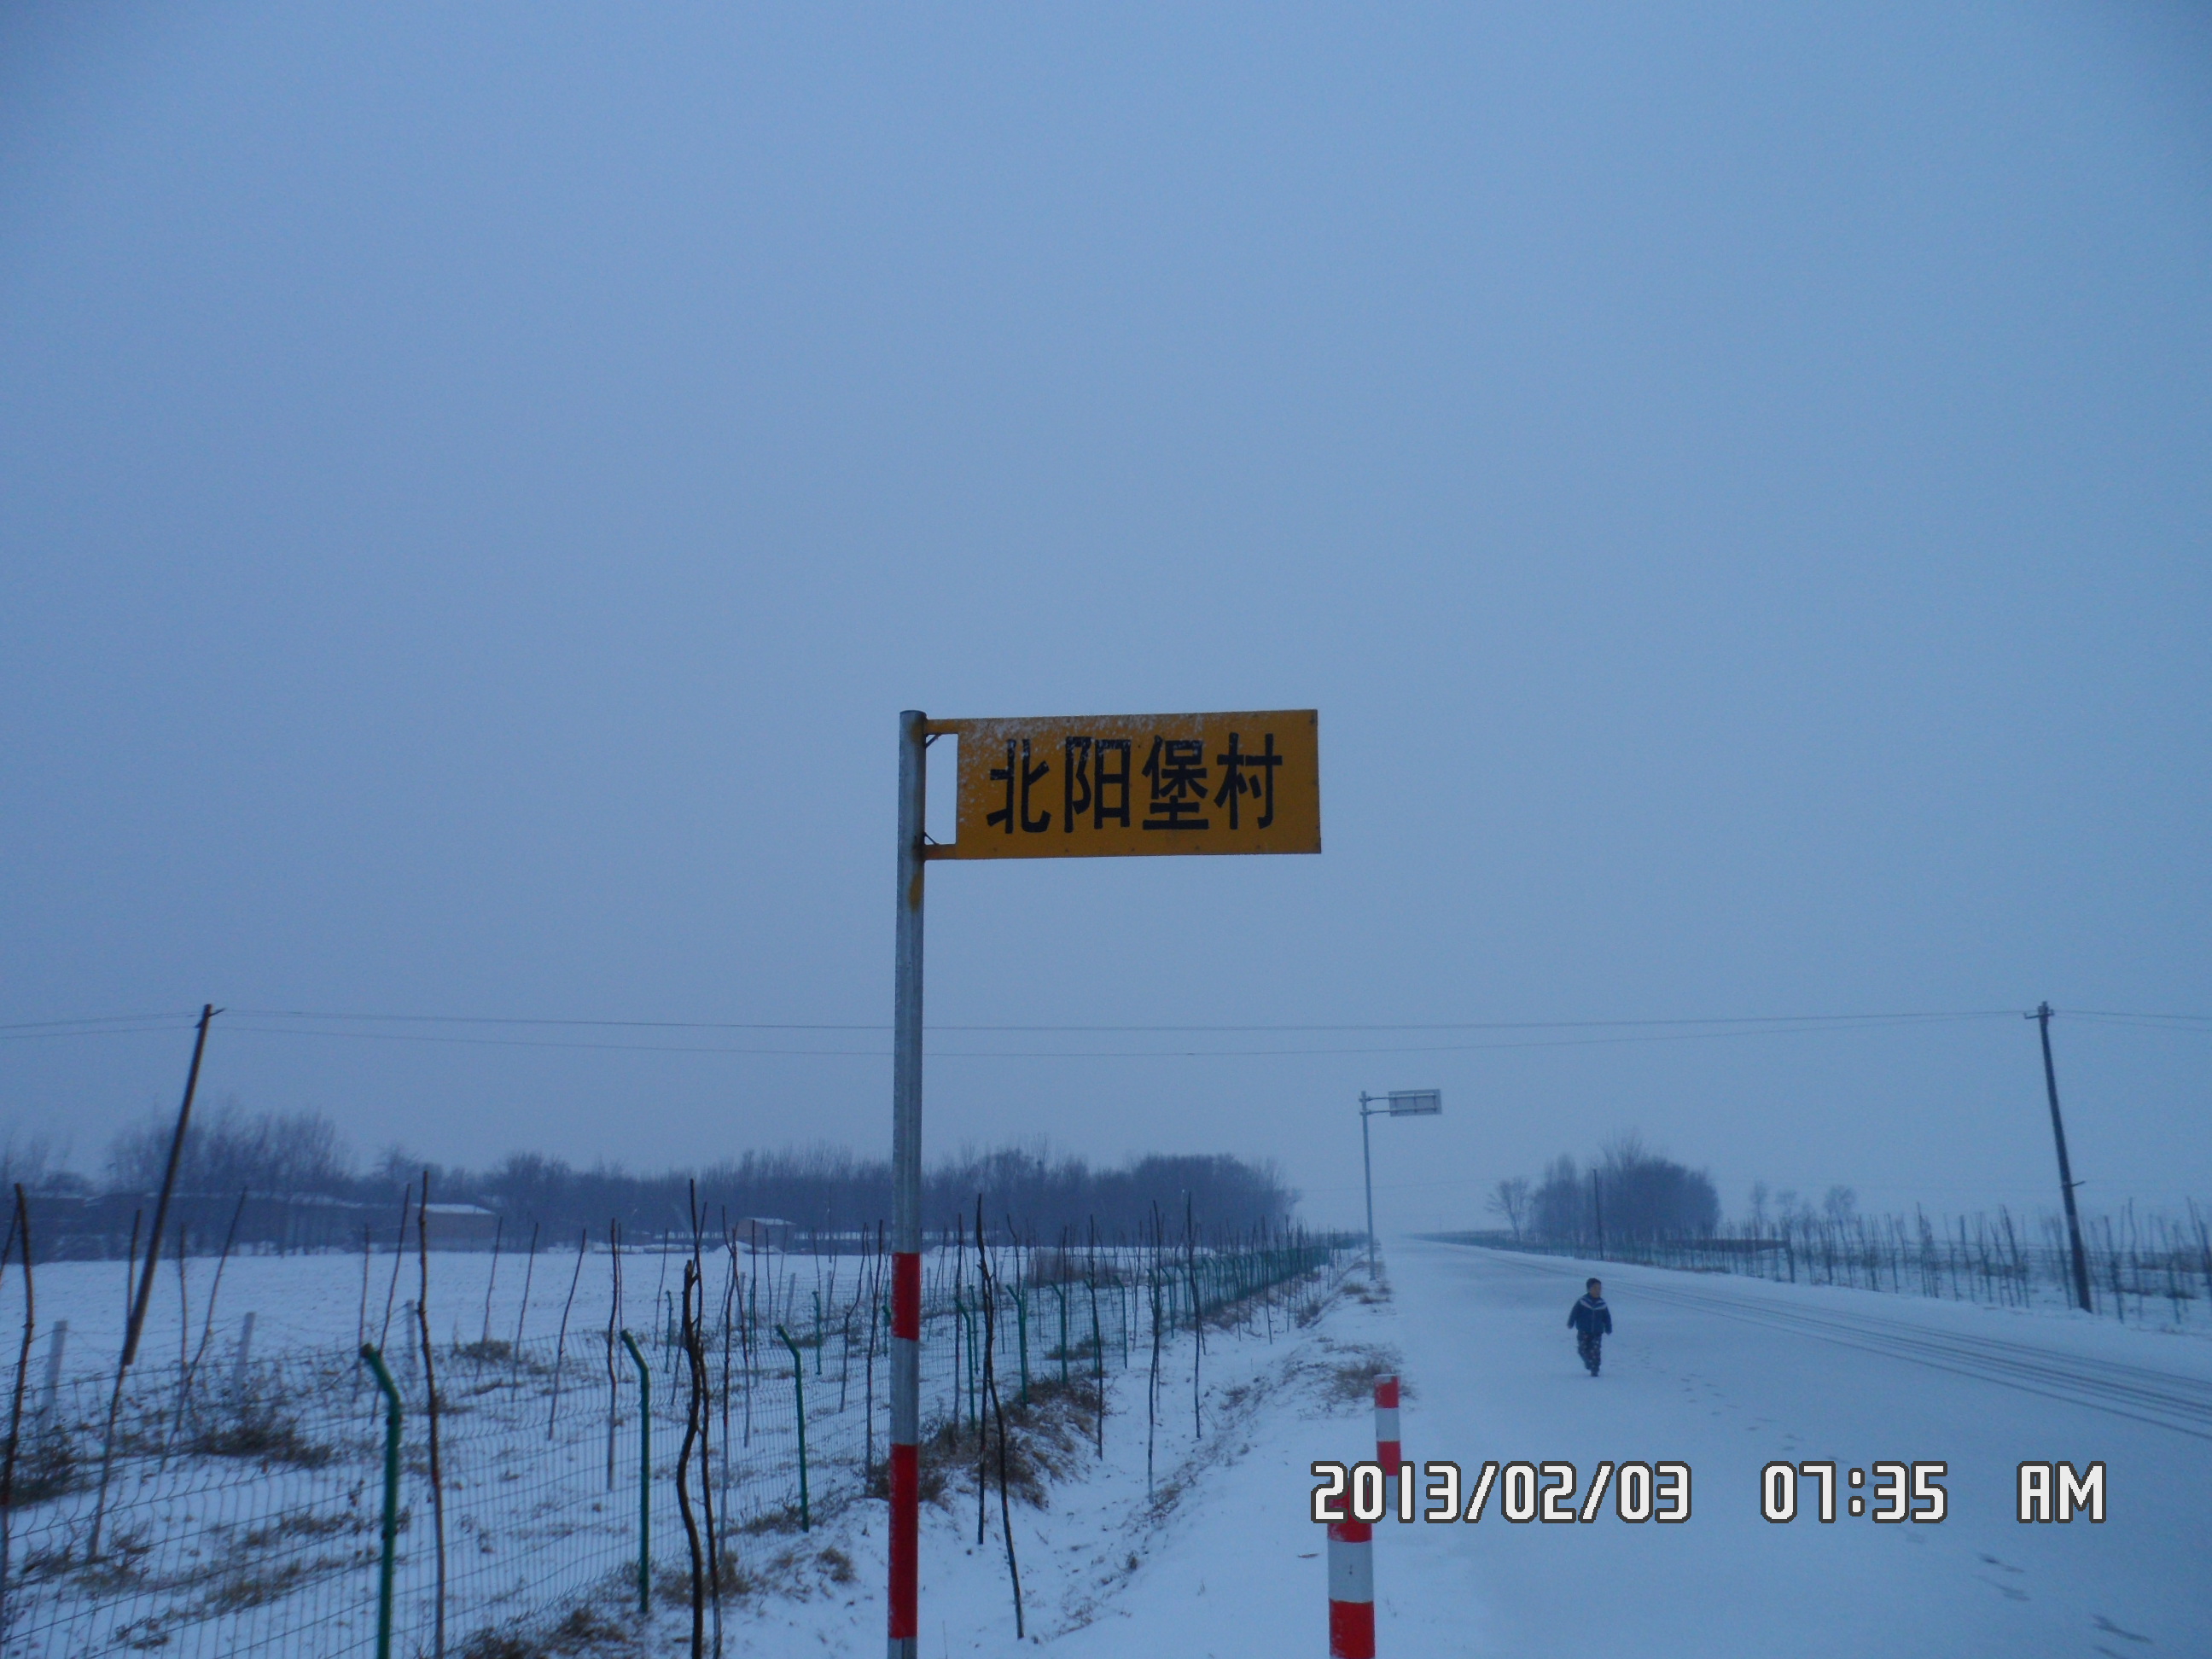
(1327, 1518), (1376, 1657)
(1322, 1372), (1396, 1659)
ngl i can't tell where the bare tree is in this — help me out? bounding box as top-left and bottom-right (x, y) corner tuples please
(1486, 1177), (1531, 1240)
(1523, 1142), (1720, 1243)
(107, 1107), (352, 1197)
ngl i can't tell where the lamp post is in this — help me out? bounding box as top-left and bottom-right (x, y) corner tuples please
(1359, 1091), (1441, 1276)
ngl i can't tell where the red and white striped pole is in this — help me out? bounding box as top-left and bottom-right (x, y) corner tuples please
(888, 712), (927, 1659)
(1373, 1374), (1400, 1468)
(1327, 1518), (1376, 1657)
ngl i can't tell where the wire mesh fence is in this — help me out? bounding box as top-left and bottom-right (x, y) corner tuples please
(1443, 1206), (2212, 1329)
(0, 1231), (1353, 1656)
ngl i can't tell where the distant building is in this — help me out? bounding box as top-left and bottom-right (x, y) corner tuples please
(731, 1216), (793, 1252)
(26, 1191), (508, 1258)
(417, 1203), (504, 1250)
(36, 1190), (380, 1259)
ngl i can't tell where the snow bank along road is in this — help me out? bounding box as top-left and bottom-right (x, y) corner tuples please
(1045, 1238), (2210, 1659)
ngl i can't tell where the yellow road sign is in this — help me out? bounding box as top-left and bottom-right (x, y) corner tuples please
(932, 711), (1319, 858)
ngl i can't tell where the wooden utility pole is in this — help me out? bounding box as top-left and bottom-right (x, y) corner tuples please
(93, 1005), (217, 1557)
(123, 1005), (218, 1367)
(2034, 1004), (2094, 1313)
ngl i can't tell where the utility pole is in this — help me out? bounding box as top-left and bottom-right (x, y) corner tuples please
(95, 1003), (218, 1559)
(2034, 1003), (2094, 1314)
(123, 1004), (218, 1367)
(1591, 1170), (1605, 1260)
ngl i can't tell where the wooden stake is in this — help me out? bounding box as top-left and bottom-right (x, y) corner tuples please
(416, 1172), (447, 1657)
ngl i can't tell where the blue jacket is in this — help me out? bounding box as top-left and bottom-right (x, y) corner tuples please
(1569, 1295), (1612, 1336)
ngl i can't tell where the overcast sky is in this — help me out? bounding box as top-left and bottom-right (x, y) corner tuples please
(3, 3), (2207, 1231)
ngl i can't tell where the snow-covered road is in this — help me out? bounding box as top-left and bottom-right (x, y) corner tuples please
(1047, 1237), (2211, 1658)
(1546, 1260), (2212, 1441)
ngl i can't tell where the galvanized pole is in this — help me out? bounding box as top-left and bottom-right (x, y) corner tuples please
(2034, 1004), (2094, 1313)
(888, 710), (927, 1659)
(1358, 1095), (1376, 1277)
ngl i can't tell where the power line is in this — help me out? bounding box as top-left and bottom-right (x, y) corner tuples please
(2067, 1010), (2212, 1022)
(2063, 1012), (2212, 1033)
(9, 1006), (2203, 1058)
(0, 1013), (201, 1033)
(207, 1010), (2011, 1061)
(0, 1021), (201, 1042)
(232, 1010), (882, 1031)
(223, 1006), (2020, 1033)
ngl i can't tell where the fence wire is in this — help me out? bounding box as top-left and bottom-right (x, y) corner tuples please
(0, 1233), (1351, 1656)
(1458, 1207), (2212, 1330)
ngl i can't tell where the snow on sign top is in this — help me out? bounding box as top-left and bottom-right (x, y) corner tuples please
(1387, 1089), (1442, 1115)
(931, 711), (1320, 859)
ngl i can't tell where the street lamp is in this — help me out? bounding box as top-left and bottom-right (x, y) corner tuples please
(1359, 1090), (1441, 1275)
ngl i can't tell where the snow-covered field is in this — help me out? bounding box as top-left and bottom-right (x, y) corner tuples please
(10, 1237), (2208, 1655)
(12, 1241), (724, 1372)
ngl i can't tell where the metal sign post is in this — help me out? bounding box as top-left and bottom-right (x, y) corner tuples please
(887, 708), (1319, 1658)
(1358, 1091), (1441, 1277)
(888, 712), (926, 1656)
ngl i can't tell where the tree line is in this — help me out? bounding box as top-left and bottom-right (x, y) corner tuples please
(1487, 1133), (1721, 1245)
(14, 1109), (1299, 1250)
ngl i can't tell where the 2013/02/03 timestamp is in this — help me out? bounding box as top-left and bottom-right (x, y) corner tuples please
(1762, 1462), (1947, 1523)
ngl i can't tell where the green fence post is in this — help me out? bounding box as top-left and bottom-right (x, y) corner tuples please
(1014, 1287), (1030, 1406)
(357, 1345), (403, 1659)
(1056, 1284), (1068, 1386)
(619, 1330), (650, 1615)
(951, 1284), (965, 1435)
(775, 1324), (810, 1530)
(964, 1302), (978, 1429)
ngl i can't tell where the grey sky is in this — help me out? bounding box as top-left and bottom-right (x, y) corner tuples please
(3, 3), (2207, 1231)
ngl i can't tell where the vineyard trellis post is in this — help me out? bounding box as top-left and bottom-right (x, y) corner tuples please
(619, 1330), (651, 1616)
(2, 1185), (34, 1650)
(777, 1324), (811, 1530)
(358, 1344), (404, 1659)
(0, 1231), (1353, 1659)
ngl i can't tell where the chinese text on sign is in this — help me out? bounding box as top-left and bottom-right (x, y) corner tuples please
(935, 711), (1319, 859)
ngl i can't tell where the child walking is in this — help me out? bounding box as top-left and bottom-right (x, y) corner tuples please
(1569, 1278), (1612, 1376)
